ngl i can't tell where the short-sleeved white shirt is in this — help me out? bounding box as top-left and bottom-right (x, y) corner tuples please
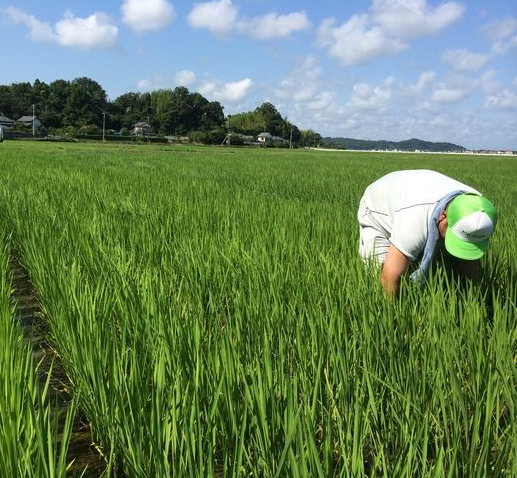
(360, 170), (480, 260)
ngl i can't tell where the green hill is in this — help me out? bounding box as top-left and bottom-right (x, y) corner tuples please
(322, 137), (466, 152)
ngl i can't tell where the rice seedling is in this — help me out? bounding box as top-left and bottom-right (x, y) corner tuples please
(0, 141), (515, 476)
(0, 230), (75, 477)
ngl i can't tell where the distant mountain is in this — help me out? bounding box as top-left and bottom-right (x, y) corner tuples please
(321, 137), (466, 152)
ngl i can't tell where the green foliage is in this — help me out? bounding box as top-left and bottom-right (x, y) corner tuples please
(229, 102), (301, 142)
(78, 124), (101, 135)
(0, 142), (515, 475)
(300, 129), (323, 147)
(0, 79), (313, 146)
(190, 127), (226, 144)
(0, 230), (75, 477)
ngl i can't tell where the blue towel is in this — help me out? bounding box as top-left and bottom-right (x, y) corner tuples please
(410, 190), (466, 285)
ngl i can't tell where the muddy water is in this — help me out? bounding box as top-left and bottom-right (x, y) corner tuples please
(10, 256), (107, 477)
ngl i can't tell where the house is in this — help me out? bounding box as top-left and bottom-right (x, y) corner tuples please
(257, 132), (273, 143)
(257, 132), (287, 144)
(131, 121), (151, 136)
(17, 115), (42, 128)
(0, 114), (14, 128)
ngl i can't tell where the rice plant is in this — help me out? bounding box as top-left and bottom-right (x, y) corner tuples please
(0, 230), (75, 477)
(0, 141), (515, 476)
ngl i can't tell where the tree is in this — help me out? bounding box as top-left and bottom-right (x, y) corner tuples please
(0, 85), (13, 118)
(112, 92), (146, 130)
(63, 77), (108, 127)
(44, 80), (71, 128)
(255, 102), (284, 136)
(300, 129), (322, 147)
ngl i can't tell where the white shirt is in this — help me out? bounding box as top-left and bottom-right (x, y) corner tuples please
(361, 170), (480, 260)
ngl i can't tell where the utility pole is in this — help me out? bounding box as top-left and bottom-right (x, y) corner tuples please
(102, 112), (106, 142)
(289, 127), (293, 149)
(32, 104), (35, 137)
(147, 116), (150, 144)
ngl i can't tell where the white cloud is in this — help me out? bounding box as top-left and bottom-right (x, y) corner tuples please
(442, 49), (490, 72)
(317, 15), (406, 66)
(5, 7), (55, 42)
(346, 79), (394, 111)
(275, 57), (321, 102)
(199, 78), (253, 102)
(431, 87), (468, 104)
(187, 0), (238, 36)
(408, 70), (436, 94)
(5, 7), (118, 50)
(55, 12), (118, 49)
(239, 11), (310, 40)
(307, 92), (336, 111)
(484, 17), (517, 42)
(136, 75), (169, 91)
(485, 90), (517, 110)
(121, 0), (176, 32)
(371, 0), (464, 39)
(428, 116), (447, 127)
(318, 0), (463, 66)
(477, 70), (501, 95)
(137, 79), (152, 91)
(187, 0), (310, 40)
(484, 18), (517, 56)
(175, 70), (196, 87)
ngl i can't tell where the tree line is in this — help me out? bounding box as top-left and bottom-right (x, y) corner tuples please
(0, 77), (321, 146)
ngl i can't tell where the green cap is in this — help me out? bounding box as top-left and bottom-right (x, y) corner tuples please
(445, 194), (497, 260)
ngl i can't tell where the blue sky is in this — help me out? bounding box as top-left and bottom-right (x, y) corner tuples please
(1, 0), (516, 149)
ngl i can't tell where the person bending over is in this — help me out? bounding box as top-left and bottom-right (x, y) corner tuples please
(357, 169), (497, 296)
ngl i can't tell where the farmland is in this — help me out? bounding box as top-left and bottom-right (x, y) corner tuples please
(0, 141), (516, 477)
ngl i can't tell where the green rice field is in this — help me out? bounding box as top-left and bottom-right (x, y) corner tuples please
(0, 141), (516, 477)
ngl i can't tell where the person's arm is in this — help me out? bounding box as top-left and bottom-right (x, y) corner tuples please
(380, 244), (412, 296)
(455, 259), (480, 282)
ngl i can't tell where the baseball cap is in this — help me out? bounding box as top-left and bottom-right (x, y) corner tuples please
(445, 194), (497, 260)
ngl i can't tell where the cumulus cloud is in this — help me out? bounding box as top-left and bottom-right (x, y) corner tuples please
(199, 78), (253, 102)
(55, 12), (118, 49)
(175, 70), (197, 87)
(5, 7), (118, 50)
(136, 74), (169, 91)
(317, 15), (406, 66)
(442, 49), (490, 72)
(431, 86), (469, 104)
(485, 90), (517, 110)
(487, 18), (517, 55)
(370, 0), (464, 39)
(346, 78), (394, 111)
(484, 17), (517, 43)
(187, 0), (238, 36)
(408, 71), (436, 95)
(121, 0), (176, 32)
(187, 0), (309, 39)
(477, 70), (501, 95)
(275, 57), (322, 102)
(4, 7), (55, 42)
(317, 0), (463, 65)
(137, 79), (152, 91)
(239, 12), (310, 40)
(306, 92), (336, 111)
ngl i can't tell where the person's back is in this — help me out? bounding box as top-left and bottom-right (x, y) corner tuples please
(357, 169), (496, 295)
(360, 169), (479, 261)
